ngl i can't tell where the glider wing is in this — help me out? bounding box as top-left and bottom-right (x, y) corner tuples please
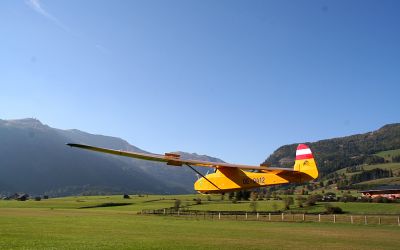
(66, 143), (295, 173)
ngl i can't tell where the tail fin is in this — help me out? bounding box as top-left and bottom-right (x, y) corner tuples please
(293, 144), (318, 179)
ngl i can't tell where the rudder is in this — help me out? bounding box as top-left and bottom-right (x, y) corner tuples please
(293, 144), (318, 179)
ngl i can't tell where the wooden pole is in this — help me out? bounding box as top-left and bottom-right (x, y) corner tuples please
(351, 215), (353, 224)
(318, 214), (321, 222)
(364, 216), (367, 225)
(219, 212), (221, 220)
(333, 214), (336, 223)
(302, 214), (305, 221)
(269, 213), (271, 221)
(257, 213), (259, 220)
(281, 213), (284, 221)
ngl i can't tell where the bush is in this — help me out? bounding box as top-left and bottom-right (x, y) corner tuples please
(340, 194), (356, 203)
(324, 203), (343, 214)
(305, 194), (322, 206)
(372, 196), (391, 203)
(359, 196), (372, 202)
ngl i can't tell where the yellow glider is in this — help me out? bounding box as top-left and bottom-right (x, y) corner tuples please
(66, 143), (318, 194)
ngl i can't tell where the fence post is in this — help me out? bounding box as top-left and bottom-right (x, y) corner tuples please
(351, 215), (353, 224)
(379, 217), (381, 225)
(257, 213), (259, 220)
(302, 214), (305, 221)
(397, 216), (399, 226)
(269, 213), (271, 221)
(245, 213), (248, 220)
(281, 213), (284, 221)
(219, 212), (221, 220)
(364, 216), (367, 225)
(333, 214), (336, 223)
(318, 214), (321, 222)
(163, 209), (166, 215)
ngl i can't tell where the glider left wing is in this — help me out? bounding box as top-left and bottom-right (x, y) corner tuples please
(66, 143), (295, 173)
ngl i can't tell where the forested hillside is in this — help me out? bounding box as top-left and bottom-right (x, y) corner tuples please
(263, 124), (400, 176)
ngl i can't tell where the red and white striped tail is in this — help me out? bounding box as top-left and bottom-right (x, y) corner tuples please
(295, 144), (314, 160)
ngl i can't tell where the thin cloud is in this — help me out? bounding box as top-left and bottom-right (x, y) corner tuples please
(25, 0), (110, 55)
(25, 0), (70, 32)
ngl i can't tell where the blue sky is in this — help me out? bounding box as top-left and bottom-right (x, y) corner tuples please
(1, 0), (399, 164)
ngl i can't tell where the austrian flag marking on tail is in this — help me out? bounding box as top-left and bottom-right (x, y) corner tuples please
(295, 144), (313, 160)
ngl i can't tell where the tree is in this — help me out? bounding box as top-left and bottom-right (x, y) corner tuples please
(272, 202), (278, 212)
(250, 192), (258, 201)
(393, 155), (400, 162)
(174, 199), (181, 211)
(296, 196), (306, 208)
(249, 200), (258, 212)
(305, 194), (321, 206)
(324, 203), (343, 214)
(283, 196), (294, 210)
(235, 191), (242, 201)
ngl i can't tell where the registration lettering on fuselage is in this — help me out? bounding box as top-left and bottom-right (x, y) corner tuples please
(242, 177), (265, 185)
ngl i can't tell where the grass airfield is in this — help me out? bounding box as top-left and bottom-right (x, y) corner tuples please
(0, 195), (399, 250)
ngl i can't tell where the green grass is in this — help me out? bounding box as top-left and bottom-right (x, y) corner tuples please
(335, 163), (400, 176)
(2, 195), (399, 215)
(376, 149), (400, 161)
(357, 176), (400, 186)
(190, 200), (400, 215)
(290, 202), (400, 215)
(1, 207), (399, 250)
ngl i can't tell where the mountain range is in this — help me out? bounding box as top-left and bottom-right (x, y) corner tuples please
(0, 118), (222, 196)
(1, 118), (399, 196)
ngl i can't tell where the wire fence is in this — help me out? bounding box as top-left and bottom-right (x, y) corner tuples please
(140, 209), (400, 226)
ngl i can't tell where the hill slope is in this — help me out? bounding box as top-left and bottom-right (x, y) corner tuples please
(0, 119), (223, 196)
(263, 123), (400, 177)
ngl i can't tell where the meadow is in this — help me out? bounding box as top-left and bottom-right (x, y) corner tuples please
(0, 195), (399, 249)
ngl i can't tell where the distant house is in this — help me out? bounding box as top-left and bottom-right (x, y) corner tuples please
(360, 187), (400, 200)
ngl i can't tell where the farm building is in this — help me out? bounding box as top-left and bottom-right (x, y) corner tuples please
(360, 187), (400, 200)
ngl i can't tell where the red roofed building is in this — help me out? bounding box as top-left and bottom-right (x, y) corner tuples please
(360, 187), (400, 200)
